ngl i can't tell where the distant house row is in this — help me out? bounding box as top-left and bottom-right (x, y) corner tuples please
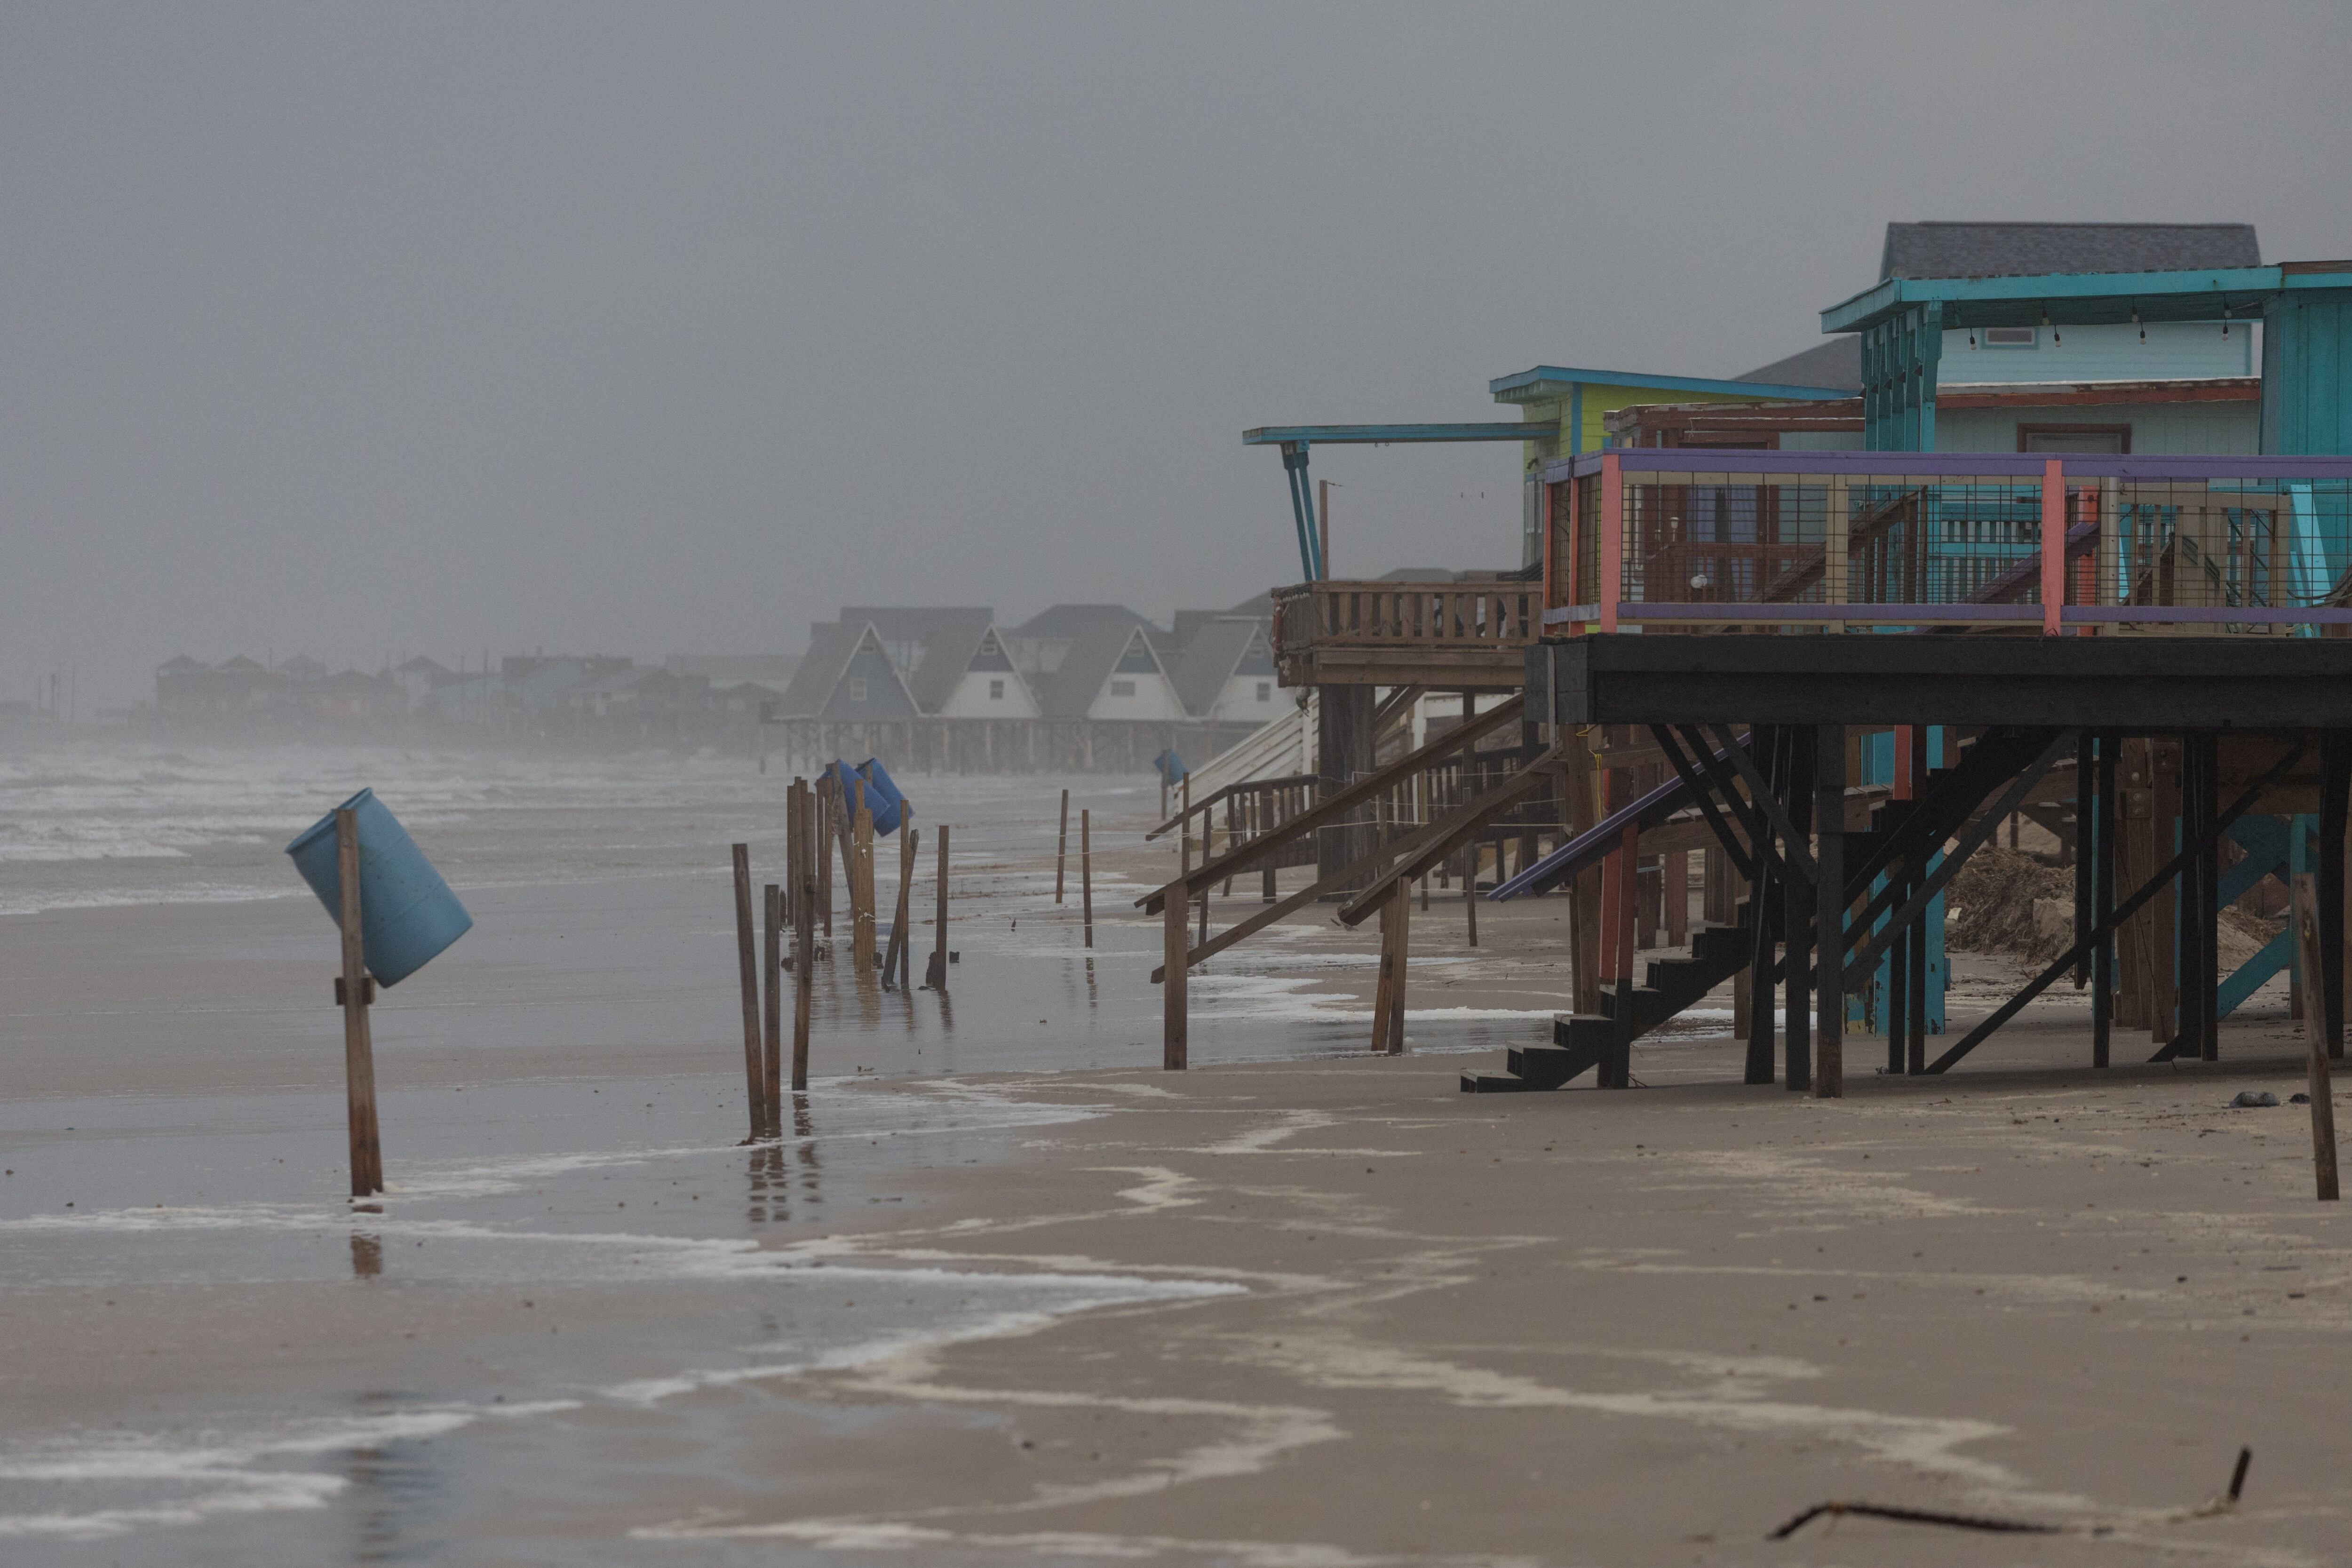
(777, 600), (1280, 726)
(149, 652), (801, 744)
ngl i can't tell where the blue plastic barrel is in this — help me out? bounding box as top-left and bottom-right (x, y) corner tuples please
(827, 757), (906, 835)
(284, 788), (473, 987)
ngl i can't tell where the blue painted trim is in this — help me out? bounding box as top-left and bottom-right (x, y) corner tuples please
(1244, 423), (1552, 446)
(1486, 366), (1851, 403)
(2219, 928), (2294, 1019)
(1823, 265), (2288, 334)
(1546, 449), (2352, 482)
(1568, 383), (1582, 454)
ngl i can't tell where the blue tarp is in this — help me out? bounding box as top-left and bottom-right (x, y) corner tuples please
(827, 757), (906, 835)
(1152, 748), (1188, 786)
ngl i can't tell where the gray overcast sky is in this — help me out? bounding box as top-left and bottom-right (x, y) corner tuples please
(7, 2), (2350, 708)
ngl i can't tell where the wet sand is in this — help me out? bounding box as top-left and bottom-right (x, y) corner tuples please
(5, 751), (2346, 1563)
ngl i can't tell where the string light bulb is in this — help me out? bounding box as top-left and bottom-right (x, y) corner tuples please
(2133, 305), (2144, 342)
(1968, 328), (1978, 348)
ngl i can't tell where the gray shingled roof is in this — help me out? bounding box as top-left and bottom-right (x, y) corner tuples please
(1880, 222), (2259, 281)
(776, 622), (860, 717)
(1039, 623), (1167, 719)
(906, 616), (1014, 712)
(1736, 337), (1863, 391)
(1170, 619), (1260, 716)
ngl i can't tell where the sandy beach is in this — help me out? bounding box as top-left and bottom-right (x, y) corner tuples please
(2, 740), (2345, 1564)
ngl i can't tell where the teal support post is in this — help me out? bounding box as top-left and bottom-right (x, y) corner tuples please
(1863, 302), (1942, 452)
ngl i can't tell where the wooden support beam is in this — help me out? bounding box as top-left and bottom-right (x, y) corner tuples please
(1744, 725), (1780, 1088)
(1783, 729), (1814, 1093)
(2093, 735), (2118, 1067)
(336, 808), (383, 1198)
(1816, 725), (1845, 1099)
(1163, 891), (1189, 1070)
(731, 843), (765, 1142)
(1928, 737), (2309, 1075)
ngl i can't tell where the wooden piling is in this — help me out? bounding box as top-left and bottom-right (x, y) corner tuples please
(897, 820), (917, 992)
(1382, 881), (1410, 1054)
(1163, 890), (1188, 1069)
(793, 789), (814, 1093)
(762, 884), (782, 1134)
(1054, 788), (1070, 904)
(851, 785), (877, 977)
(1081, 808), (1094, 948)
(335, 808), (383, 1197)
(731, 843), (764, 1141)
(816, 772), (836, 938)
(1463, 845), (1478, 947)
(1814, 724), (1844, 1099)
(925, 824), (950, 989)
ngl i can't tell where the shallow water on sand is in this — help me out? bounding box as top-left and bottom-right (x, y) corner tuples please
(0, 738), (1541, 1559)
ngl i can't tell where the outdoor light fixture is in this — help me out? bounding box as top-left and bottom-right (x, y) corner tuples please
(1968, 328), (1977, 348)
(2133, 305), (2144, 342)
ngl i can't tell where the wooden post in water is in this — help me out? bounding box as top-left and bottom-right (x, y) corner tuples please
(335, 808), (383, 1197)
(1081, 808), (1094, 948)
(851, 784), (877, 977)
(731, 844), (765, 1140)
(1054, 788), (1070, 904)
(793, 796), (815, 1093)
(816, 773), (835, 939)
(1164, 887), (1189, 1069)
(762, 884), (782, 1133)
(883, 811), (916, 990)
(925, 824), (950, 989)
(2316, 730), (2348, 1199)
(1463, 844), (1478, 947)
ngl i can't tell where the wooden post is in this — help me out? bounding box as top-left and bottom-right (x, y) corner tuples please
(1815, 724), (1844, 1099)
(1463, 845), (1479, 946)
(2323, 731), (2347, 1066)
(1054, 788), (1070, 904)
(1784, 728), (1814, 1093)
(925, 824), (950, 989)
(817, 773), (835, 938)
(335, 808), (382, 1197)
(1163, 889), (1188, 1069)
(897, 820), (917, 992)
(762, 884), (782, 1133)
(1369, 894), (1395, 1056)
(1081, 808), (1095, 948)
(1384, 881), (1410, 1054)
(793, 820), (814, 1095)
(2093, 733), (2118, 1067)
(731, 844), (765, 1141)
(1745, 725), (1779, 1086)
(851, 785), (877, 978)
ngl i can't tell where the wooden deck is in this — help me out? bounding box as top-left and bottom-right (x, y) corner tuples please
(1270, 580), (1536, 689)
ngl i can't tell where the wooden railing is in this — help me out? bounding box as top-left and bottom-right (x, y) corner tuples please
(1271, 581), (1539, 685)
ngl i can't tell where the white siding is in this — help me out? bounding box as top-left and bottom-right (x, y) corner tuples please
(1937, 321), (2254, 384)
(1086, 674), (1187, 722)
(1207, 672), (1283, 724)
(936, 669), (1039, 718)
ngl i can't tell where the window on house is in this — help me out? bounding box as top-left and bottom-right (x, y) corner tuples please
(1256, 682), (1272, 701)
(1982, 326), (2038, 348)
(848, 677), (867, 702)
(1109, 679), (1136, 697)
(989, 678), (1004, 699)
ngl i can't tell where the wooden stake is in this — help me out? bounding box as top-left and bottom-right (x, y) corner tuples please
(762, 883), (782, 1134)
(816, 773), (835, 938)
(1383, 881), (1410, 1054)
(1163, 890), (1188, 1069)
(1054, 788), (1070, 904)
(335, 808), (382, 1197)
(1463, 845), (1479, 947)
(851, 785), (877, 977)
(925, 824), (950, 989)
(793, 785), (814, 1092)
(732, 844), (765, 1141)
(895, 819), (917, 992)
(1081, 808), (1095, 948)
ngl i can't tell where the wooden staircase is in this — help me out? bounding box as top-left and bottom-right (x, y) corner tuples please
(1462, 920), (1753, 1092)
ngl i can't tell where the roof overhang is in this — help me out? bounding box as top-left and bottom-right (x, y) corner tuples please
(1242, 423), (1550, 445)
(1487, 365), (1851, 405)
(1820, 261), (2352, 335)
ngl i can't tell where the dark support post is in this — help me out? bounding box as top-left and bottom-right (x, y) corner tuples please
(2316, 730), (2347, 1200)
(2074, 732), (2094, 987)
(1784, 728), (1814, 1094)
(732, 844), (765, 1141)
(763, 883), (782, 1131)
(2323, 731), (2348, 1064)
(1744, 724), (1779, 1086)
(2093, 733), (2117, 1067)
(1317, 686), (1375, 882)
(336, 808), (383, 1198)
(2196, 733), (2222, 1059)
(1815, 725), (1844, 1098)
